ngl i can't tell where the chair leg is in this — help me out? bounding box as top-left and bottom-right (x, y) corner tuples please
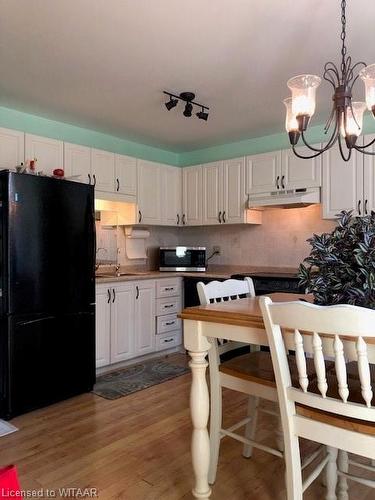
(242, 396), (259, 458)
(276, 412), (284, 453)
(284, 434), (303, 500)
(337, 450), (349, 500)
(325, 446), (338, 500)
(208, 383), (222, 485)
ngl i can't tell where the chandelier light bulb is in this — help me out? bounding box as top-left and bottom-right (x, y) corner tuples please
(360, 64), (375, 116)
(287, 74), (321, 119)
(340, 102), (367, 138)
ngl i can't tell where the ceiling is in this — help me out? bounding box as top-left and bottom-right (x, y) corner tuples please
(0, 0), (374, 152)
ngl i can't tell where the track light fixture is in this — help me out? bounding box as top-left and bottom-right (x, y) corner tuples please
(163, 91), (209, 121)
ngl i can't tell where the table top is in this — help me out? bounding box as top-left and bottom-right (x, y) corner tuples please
(179, 293), (310, 329)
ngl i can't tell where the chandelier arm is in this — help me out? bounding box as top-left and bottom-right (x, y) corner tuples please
(292, 145), (323, 159)
(348, 62), (367, 90)
(353, 145), (375, 155)
(338, 134), (352, 162)
(300, 125), (338, 154)
(355, 137), (375, 149)
(324, 105), (336, 133)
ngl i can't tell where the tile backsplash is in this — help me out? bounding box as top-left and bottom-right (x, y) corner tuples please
(96, 204), (336, 270)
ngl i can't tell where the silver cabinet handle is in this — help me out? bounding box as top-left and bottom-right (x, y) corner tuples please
(88, 173), (92, 185)
(112, 288), (116, 303)
(116, 178), (120, 192)
(358, 199), (362, 216)
(93, 174), (96, 186)
(138, 210), (142, 223)
(222, 211), (226, 223)
(107, 289), (111, 303)
(218, 211), (222, 223)
(276, 176), (280, 189)
(136, 285), (139, 299)
(281, 175), (285, 189)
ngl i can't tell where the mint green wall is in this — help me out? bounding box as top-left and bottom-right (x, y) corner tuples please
(179, 115), (375, 166)
(2, 105), (375, 167)
(0, 106), (179, 166)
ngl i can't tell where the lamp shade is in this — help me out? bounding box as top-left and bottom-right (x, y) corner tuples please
(287, 74), (321, 118)
(360, 64), (375, 112)
(283, 97), (299, 132)
(340, 101), (367, 138)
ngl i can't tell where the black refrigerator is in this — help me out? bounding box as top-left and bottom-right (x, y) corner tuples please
(0, 171), (96, 419)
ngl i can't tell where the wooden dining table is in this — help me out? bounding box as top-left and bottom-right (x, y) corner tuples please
(179, 292), (309, 500)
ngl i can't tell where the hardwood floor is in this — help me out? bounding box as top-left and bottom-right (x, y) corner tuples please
(0, 354), (372, 499)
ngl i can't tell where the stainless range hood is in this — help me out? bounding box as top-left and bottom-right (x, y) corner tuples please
(247, 187), (320, 209)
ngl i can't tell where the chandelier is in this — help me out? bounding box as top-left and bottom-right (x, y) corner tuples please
(284, 0), (375, 161)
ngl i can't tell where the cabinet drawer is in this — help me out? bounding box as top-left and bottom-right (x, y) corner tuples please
(156, 279), (181, 298)
(156, 313), (181, 334)
(156, 297), (181, 316)
(156, 331), (182, 351)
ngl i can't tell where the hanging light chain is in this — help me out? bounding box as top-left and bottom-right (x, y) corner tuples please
(340, 0), (347, 80)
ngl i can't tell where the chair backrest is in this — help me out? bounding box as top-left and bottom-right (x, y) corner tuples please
(197, 277), (255, 305)
(260, 296), (375, 423)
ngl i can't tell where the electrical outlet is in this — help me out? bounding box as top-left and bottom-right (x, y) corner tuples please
(213, 245), (221, 255)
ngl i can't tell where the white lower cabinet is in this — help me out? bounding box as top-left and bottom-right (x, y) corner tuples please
(96, 278), (181, 369)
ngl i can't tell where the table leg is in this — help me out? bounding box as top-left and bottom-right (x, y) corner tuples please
(189, 350), (211, 499)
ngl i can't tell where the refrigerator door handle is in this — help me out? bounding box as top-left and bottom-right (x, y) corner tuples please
(17, 316), (55, 327)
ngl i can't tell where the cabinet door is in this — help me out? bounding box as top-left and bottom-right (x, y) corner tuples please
(322, 143), (362, 218)
(222, 157), (246, 224)
(110, 283), (135, 363)
(182, 165), (202, 226)
(25, 134), (63, 175)
(0, 127), (24, 169)
(64, 143), (91, 184)
(95, 286), (111, 368)
(162, 165), (182, 226)
(245, 151), (281, 194)
(282, 145), (322, 189)
(202, 162), (223, 225)
(363, 134), (375, 214)
(91, 148), (115, 192)
(134, 280), (156, 355)
(137, 160), (162, 224)
(115, 154), (137, 196)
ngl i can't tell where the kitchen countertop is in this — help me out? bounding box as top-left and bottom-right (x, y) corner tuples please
(95, 265), (300, 283)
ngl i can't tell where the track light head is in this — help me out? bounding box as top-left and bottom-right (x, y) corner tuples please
(196, 108), (209, 121)
(183, 102), (193, 117)
(165, 97), (178, 111)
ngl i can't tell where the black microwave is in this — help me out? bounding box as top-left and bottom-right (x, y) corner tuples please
(159, 247), (206, 272)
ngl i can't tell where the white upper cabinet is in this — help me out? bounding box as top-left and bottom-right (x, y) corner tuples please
(322, 142), (362, 218)
(64, 143), (91, 184)
(222, 157), (246, 224)
(91, 148), (115, 192)
(182, 165), (203, 226)
(0, 127), (24, 169)
(115, 154), (137, 197)
(137, 160), (162, 224)
(202, 162), (223, 225)
(25, 133), (63, 175)
(282, 145), (322, 189)
(161, 165), (182, 226)
(246, 151), (281, 194)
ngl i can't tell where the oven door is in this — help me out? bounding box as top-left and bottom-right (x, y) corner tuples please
(159, 247), (206, 271)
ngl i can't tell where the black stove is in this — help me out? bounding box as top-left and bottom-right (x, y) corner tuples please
(231, 272), (304, 295)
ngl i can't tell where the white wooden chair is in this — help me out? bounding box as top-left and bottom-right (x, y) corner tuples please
(260, 296), (375, 500)
(197, 278), (285, 485)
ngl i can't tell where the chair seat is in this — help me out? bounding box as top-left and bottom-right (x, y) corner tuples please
(219, 351), (326, 388)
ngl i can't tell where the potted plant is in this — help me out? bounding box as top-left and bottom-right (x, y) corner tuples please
(298, 210), (375, 308)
